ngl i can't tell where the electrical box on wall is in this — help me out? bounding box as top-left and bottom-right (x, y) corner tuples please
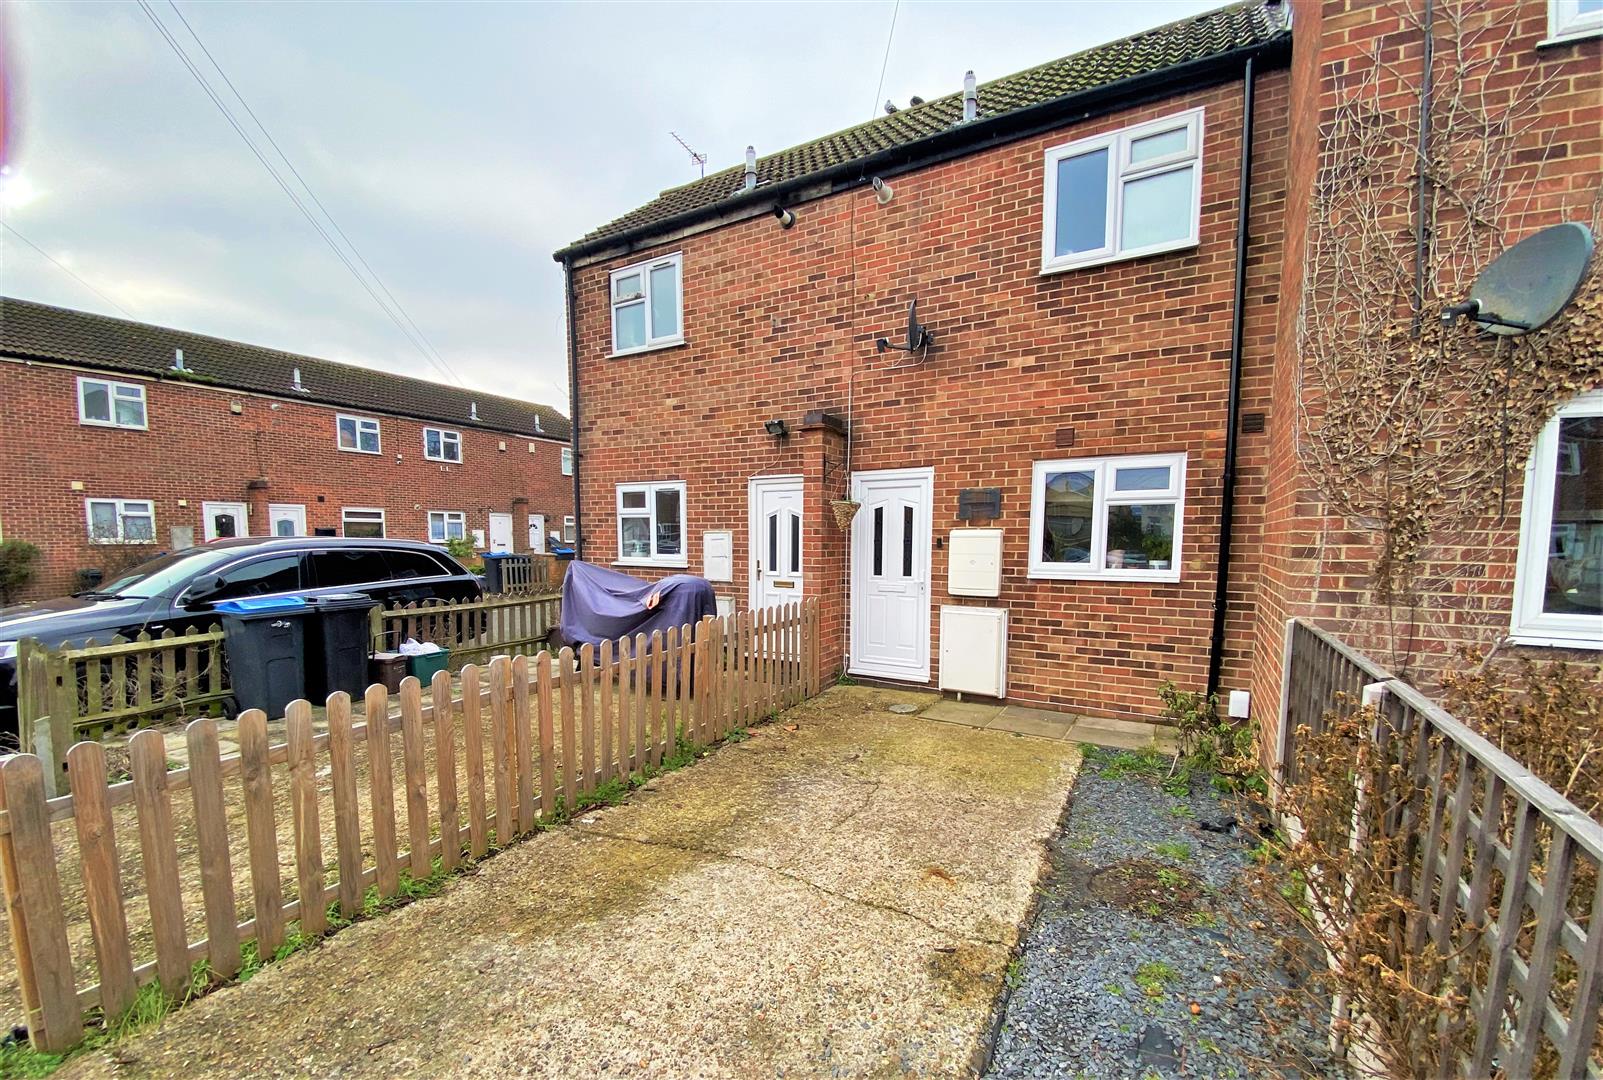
(703, 531), (733, 582)
(948, 528), (1003, 597)
(939, 606), (1008, 698)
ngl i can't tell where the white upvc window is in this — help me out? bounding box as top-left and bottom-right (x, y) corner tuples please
(1028, 453), (1187, 582)
(428, 510), (467, 543)
(423, 427), (462, 463)
(561, 446), (574, 476)
(77, 377), (148, 430)
(1041, 108), (1204, 274)
(1511, 390), (1602, 648)
(616, 481), (686, 566)
(1547, 0), (1603, 43)
(563, 516), (576, 543)
(609, 252), (683, 356)
(337, 414), (381, 454)
(85, 498), (156, 544)
(342, 507), (386, 538)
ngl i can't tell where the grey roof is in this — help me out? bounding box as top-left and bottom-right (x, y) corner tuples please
(0, 296), (570, 441)
(557, 0), (1290, 258)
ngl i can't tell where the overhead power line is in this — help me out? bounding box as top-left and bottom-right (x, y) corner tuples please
(870, 0), (902, 119)
(135, 0), (466, 387)
(2, 220), (138, 318)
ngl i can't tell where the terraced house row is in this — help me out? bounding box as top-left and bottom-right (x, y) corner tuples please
(0, 297), (575, 599)
(554, 0), (1602, 748)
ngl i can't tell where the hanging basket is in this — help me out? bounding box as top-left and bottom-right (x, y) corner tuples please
(830, 499), (862, 530)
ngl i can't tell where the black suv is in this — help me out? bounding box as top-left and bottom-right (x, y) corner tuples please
(0, 537), (481, 743)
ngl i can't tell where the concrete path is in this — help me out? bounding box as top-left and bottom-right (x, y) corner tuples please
(62, 687), (1080, 1079)
(920, 699), (1179, 753)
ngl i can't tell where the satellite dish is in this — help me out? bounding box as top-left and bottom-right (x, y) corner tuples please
(876, 299), (935, 354)
(1442, 222), (1594, 335)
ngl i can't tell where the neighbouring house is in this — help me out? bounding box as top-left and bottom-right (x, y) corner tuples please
(554, 0), (1600, 748)
(0, 297), (576, 600)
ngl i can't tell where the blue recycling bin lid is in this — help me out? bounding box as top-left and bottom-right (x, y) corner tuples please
(214, 595), (310, 615)
(482, 551), (512, 559)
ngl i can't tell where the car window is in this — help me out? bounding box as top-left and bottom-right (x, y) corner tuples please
(385, 550), (449, 580)
(310, 549), (394, 588)
(209, 556), (302, 601)
(98, 548), (237, 598)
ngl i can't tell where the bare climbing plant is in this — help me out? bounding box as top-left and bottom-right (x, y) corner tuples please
(1295, 0), (1603, 670)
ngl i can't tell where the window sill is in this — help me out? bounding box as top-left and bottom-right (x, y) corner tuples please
(1537, 25), (1602, 47)
(89, 539), (156, 546)
(614, 558), (689, 571)
(1040, 238), (1199, 277)
(1027, 566), (1182, 584)
(1508, 631), (1603, 650)
(608, 337), (686, 360)
(337, 447), (383, 456)
(79, 421), (148, 432)
(424, 457), (463, 465)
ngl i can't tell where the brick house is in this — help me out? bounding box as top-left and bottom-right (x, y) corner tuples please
(553, 0), (1599, 743)
(0, 297), (574, 600)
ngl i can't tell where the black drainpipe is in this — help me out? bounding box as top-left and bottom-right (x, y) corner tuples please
(1206, 55), (1256, 701)
(562, 256), (584, 561)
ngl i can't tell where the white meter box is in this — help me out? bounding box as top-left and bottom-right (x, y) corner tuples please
(948, 528), (1003, 597)
(939, 606), (1008, 698)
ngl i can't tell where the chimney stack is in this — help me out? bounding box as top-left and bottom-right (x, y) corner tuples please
(962, 70), (978, 122)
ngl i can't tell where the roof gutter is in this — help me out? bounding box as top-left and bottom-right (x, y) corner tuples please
(553, 31), (1291, 265)
(562, 255), (584, 561)
(1205, 53), (1257, 702)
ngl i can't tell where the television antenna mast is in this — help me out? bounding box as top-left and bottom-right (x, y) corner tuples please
(670, 131), (708, 177)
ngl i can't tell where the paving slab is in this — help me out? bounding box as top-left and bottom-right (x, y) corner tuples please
(987, 707), (1074, 740)
(921, 698), (1005, 726)
(60, 685), (1080, 1080)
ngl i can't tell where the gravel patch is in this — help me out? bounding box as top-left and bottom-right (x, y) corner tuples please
(986, 747), (1343, 1080)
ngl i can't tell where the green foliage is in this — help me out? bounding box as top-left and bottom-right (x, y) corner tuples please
(1085, 744), (1171, 780)
(1152, 841), (1192, 862)
(1156, 867), (1186, 891)
(1134, 960), (1179, 998)
(442, 537), (476, 562)
(0, 539), (41, 604)
(1158, 680), (1263, 794)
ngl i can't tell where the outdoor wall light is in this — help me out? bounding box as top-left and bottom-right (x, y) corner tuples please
(772, 205), (796, 229)
(764, 418), (789, 440)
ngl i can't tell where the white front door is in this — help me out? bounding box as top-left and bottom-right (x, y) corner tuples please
(749, 476), (804, 611)
(202, 501), (248, 542)
(488, 512), (514, 553)
(850, 468), (933, 681)
(268, 503), (306, 537)
(527, 514), (546, 553)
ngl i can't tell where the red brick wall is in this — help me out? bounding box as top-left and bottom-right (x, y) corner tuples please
(1249, 0), (1603, 761)
(572, 72), (1291, 724)
(0, 359), (573, 599)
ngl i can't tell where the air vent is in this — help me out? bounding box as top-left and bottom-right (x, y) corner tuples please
(1241, 412), (1266, 434)
(1054, 426), (1075, 448)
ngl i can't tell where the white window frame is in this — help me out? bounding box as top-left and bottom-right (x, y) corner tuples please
(341, 506), (386, 538)
(615, 481), (687, 567)
(1511, 390), (1603, 648)
(336, 413), (382, 455)
(427, 510), (467, 544)
(76, 376), (148, 430)
(1041, 108), (1205, 275)
(84, 498), (156, 544)
(1546, 0), (1603, 43)
(608, 252), (684, 357)
(563, 516), (576, 543)
(423, 426), (462, 463)
(1027, 452), (1187, 583)
(560, 446), (574, 476)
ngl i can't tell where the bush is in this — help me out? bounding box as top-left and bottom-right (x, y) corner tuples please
(0, 539), (41, 604)
(1158, 680), (1260, 793)
(442, 537), (476, 563)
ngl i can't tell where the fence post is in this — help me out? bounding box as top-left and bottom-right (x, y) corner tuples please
(0, 754), (83, 1051)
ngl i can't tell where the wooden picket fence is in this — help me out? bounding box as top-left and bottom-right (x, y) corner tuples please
(0, 599), (819, 1052)
(498, 553), (567, 594)
(370, 592), (562, 669)
(16, 628), (228, 784)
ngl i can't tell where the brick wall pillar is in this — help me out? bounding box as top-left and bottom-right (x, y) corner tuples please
(245, 478), (271, 538)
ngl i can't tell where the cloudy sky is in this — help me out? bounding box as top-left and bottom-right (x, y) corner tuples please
(2, 1), (1215, 409)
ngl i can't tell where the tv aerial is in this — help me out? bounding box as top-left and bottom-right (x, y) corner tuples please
(876, 299), (935, 355)
(669, 131), (708, 177)
(1441, 222), (1594, 335)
